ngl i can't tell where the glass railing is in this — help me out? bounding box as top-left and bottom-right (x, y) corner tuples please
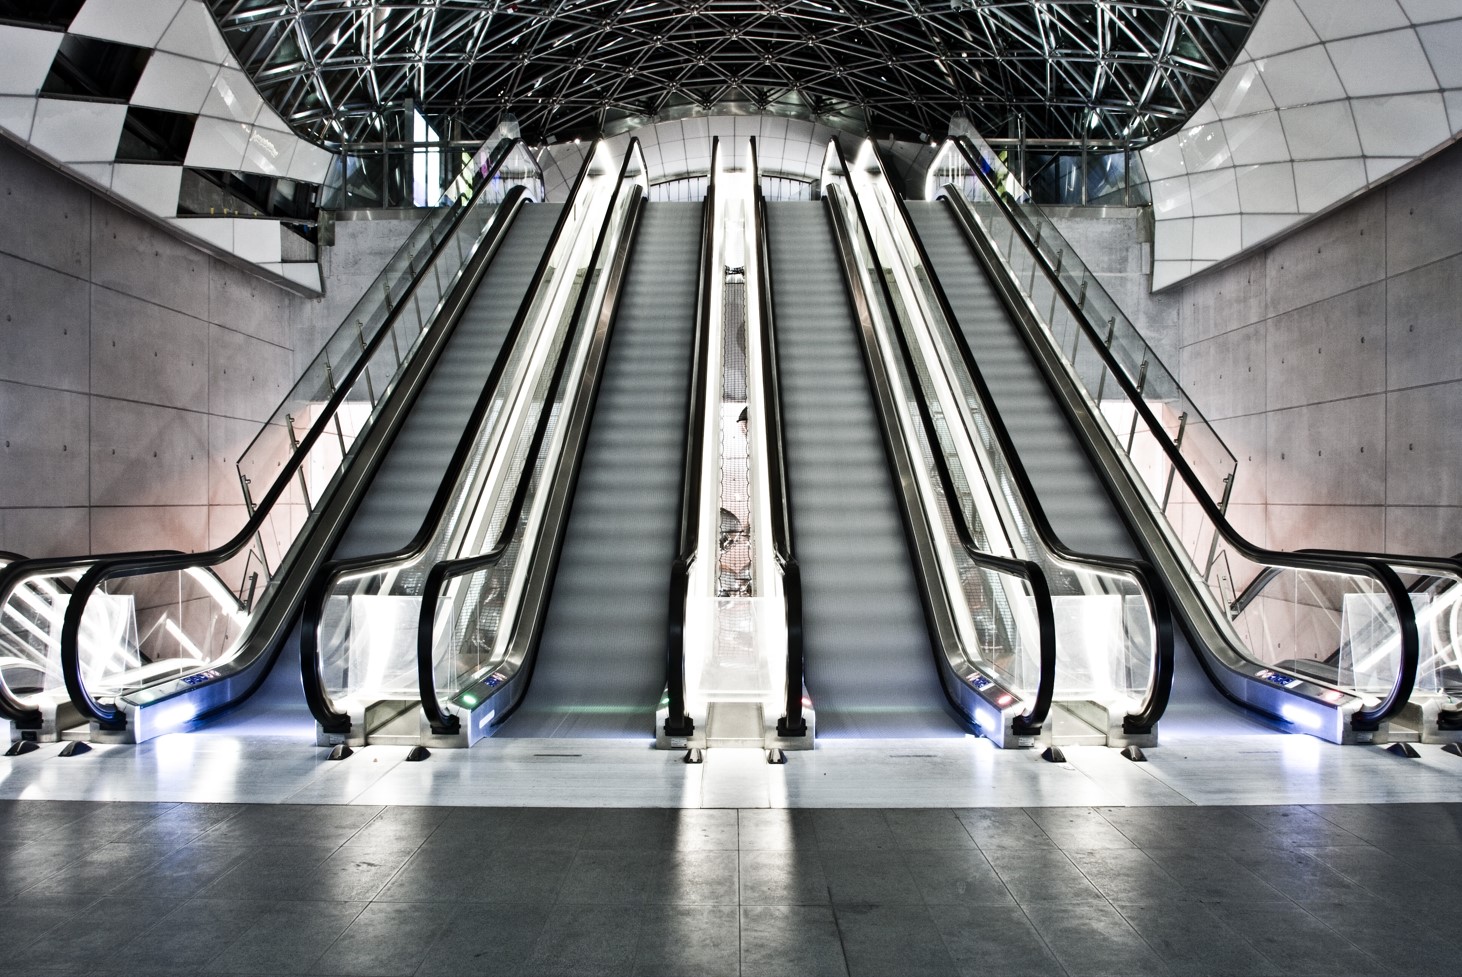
(39, 135), (545, 732)
(929, 134), (1421, 730)
(821, 141), (1057, 736)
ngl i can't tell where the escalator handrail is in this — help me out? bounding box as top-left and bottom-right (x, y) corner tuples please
(413, 147), (649, 735)
(869, 145), (1175, 733)
(749, 139), (807, 736)
(663, 141), (721, 737)
(947, 135), (1419, 729)
(823, 165), (1056, 733)
(51, 155), (534, 727)
(300, 144), (618, 734)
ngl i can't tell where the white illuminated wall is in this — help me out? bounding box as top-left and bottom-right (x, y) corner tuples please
(1142, 0), (1462, 290)
(0, 0), (333, 291)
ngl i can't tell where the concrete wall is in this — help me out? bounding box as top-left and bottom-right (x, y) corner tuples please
(0, 137), (416, 560)
(1056, 138), (1462, 559)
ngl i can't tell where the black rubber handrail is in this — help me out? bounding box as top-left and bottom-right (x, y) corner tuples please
(663, 141), (721, 738)
(868, 145), (1175, 733)
(948, 135), (1419, 730)
(413, 148), (647, 735)
(824, 166), (1056, 735)
(748, 140), (808, 737)
(301, 143), (618, 734)
(56, 149), (534, 728)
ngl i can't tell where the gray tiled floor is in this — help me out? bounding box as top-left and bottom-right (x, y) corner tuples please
(2, 801), (1460, 976)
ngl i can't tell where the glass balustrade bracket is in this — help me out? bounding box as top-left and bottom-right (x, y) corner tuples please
(13, 136), (545, 745)
(924, 133), (1434, 745)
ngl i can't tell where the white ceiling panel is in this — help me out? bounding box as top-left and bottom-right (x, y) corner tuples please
(1293, 0), (1408, 41)
(0, 27), (65, 96)
(131, 52), (217, 115)
(1350, 92), (1451, 156)
(1327, 30), (1437, 98)
(1254, 47), (1347, 106)
(1222, 111), (1291, 165)
(1277, 102), (1363, 160)
(29, 98), (127, 163)
(70, 0), (185, 48)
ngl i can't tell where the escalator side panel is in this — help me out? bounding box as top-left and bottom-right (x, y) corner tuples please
(502, 203), (703, 737)
(767, 202), (958, 737)
(333, 206), (562, 559)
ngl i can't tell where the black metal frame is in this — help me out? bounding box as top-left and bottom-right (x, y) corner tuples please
(947, 135), (1420, 731)
(209, 1), (1263, 149)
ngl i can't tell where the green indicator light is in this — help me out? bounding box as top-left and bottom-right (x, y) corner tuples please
(461, 694), (478, 706)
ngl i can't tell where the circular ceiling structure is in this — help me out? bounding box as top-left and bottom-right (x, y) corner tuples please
(209, 0), (1265, 149)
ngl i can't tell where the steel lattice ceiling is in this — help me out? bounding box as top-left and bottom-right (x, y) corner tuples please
(208, 0), (1265, 149)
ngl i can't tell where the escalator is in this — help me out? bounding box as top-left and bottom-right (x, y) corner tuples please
(0, 135), (550, 744)
(499, 201), (703, 737)
(921, 134), (1458, 743)
(765, 203), (958, 737)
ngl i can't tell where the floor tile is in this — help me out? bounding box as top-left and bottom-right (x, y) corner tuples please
(523, 904), (641, 977)
(930, 903), (1066, 977)
(632, 904), (740, 977)
(739, 849), (831, 905)
(740, 905), (848, 977)
(1021, 901), (1170, 977)
(820, 849), (924, 905)
(835, 902), (961, 976)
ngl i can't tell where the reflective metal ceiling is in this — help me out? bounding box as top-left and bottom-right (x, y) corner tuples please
(208, 0), (1264, 149)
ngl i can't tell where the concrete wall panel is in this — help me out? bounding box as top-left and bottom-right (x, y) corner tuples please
(89, 398), (207, 507)
(1265, 395), (1385, 507)
(89, 286), (208, 411)
(0, 157), (90, 278)
(1385, 381), (1462, 507)
(1179, 322), (1266, 421)
(0, 254), (90, 394)
(1384, 139), (1462, 278)
(1264, 193), (1385, 319)
(90, 505), (208, 555)
(89, 205), (208, 321)
(1385, 253), (1462, 391)
(1265, 503), (1386, 553)
(1179, 253), (1265, 348)
(1264, 282), (1386, 412)
(208, 325), (293, 424)
(0, 506), (88, 558)
(1385, 506), (1462, 557)
(211, 261), (291, 348)
(0, 380), (89, 507)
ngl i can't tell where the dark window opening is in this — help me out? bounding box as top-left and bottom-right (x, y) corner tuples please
(0, 1), (84, 30)
(41, 34), (151, 101)
(117, 106), (196, 164)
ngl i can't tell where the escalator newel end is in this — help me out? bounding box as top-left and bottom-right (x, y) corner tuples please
(1385, 742), (1420, 758)
(327, 744), (354, 761)
(682, 749), (704, 765)
(1441, 743), (1462, 758)
(3, 740), (39, 757)
(767, 749), (788, 765)
(405, 746), (431, 762)
(57, 742), (91, 757)
(1040, 746), (1066, 764)
(1120, 745), (1147, 762)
